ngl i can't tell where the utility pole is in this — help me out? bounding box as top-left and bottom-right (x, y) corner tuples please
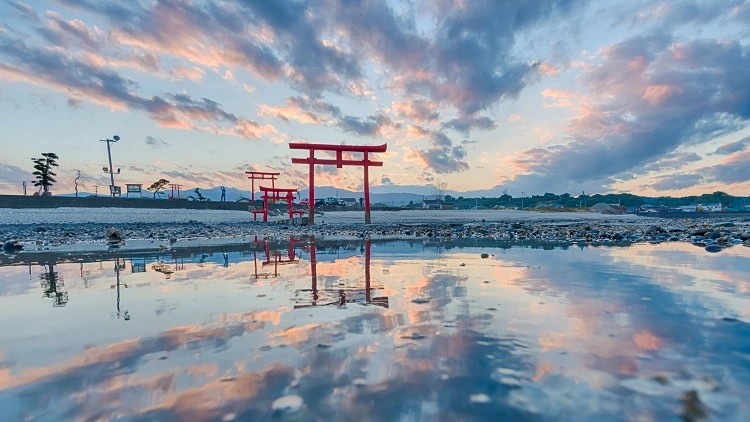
(22, 181), (27, 196)
(521, 191), (524, 210)
(94, 185), (99, 196)
(100, 135), (120, 197)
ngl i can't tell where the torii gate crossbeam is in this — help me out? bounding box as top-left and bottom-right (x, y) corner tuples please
(245, 171), (279, 202)
(290, 142), (387, 224)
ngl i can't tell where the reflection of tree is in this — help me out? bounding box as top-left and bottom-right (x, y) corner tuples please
(40, 262), (68, 307)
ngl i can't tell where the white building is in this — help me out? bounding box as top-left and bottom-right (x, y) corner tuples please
(696, 203), (723, 212)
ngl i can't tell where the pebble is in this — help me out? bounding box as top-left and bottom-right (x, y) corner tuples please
(469, 394), (491, 403)
(271, 395), (303, 414)
(411, 298), (430, 304)
(3, 215), (750, 256)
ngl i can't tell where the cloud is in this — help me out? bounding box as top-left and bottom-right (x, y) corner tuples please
(443, 115), (497, 135)
(0, 162), (33, 193)
(508, 34), (750, 193)
(403, 129), (469, 174)
(703, 149), (750, 184)
(391, 100), (440, 123)
(508, 114), (523, 123)
(10, 1), (39, 23)
(541, 88), (579, 108)
(713, 136), (750, 155)
(0, 34), (275, 139)
(144, 136), (169, 148)
(646, 173), (705, 191)
(336, 0), (583, 116)
(260, 96), (400, 137)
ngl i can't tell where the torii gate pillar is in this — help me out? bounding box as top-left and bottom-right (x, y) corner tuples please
(290, 142), (387, 225)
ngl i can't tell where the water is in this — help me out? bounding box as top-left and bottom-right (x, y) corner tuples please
(0, 239), (749, 421)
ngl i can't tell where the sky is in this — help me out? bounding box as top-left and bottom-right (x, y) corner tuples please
(1, 0), (750, 197)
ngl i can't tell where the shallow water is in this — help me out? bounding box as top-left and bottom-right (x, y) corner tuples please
(0, 239), (749, 421)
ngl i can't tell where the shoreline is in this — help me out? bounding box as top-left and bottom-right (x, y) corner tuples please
(2, 208), (749, 257)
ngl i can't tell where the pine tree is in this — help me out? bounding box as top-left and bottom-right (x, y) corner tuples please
(31, 153), (59, 195)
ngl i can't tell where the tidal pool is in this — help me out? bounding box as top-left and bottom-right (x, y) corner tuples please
(0, 239), (748, 421)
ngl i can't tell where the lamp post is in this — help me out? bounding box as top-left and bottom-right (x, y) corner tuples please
(521, 191), (524, 210)
(100, 135), (120, 197)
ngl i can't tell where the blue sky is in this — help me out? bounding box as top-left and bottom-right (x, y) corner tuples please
(1, 0), (749, 196)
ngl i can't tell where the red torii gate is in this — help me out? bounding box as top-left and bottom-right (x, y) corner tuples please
(254, 186), (305, 222)
(290, 142), (387, 224)
(245, 171), (279, 202)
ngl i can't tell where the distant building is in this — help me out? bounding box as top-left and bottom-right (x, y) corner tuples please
(423, 199), (442, 209)
(340, 197), (357, 207)
(677, 205), (697, 212)
(695, 203), (722, 212)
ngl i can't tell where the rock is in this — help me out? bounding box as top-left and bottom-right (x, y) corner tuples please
(712, 221), (735, 227)
(691, 229), (712, 236)
(2, 239), (23, 252)
(271, 395), (303, 414)
(411, 298), (430, 304)
(105, 227), (123, 241)
(705, 244), (723, 253)
(681, 390), (707, 422)
(741, 232), (750, 240)
(469, 393), (491, 403)
(706, 231), (721, 240)
(646, 225), (662, 235)
(480, 253), (489, 258)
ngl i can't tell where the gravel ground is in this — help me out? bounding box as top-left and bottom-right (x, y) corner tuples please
(2, 208), (749, 255)
(0, 208), (647, 226)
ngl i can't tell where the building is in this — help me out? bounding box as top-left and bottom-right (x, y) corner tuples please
(695, 203), (723, 212)
(340, 198), (358, 207)
(677, 205), (697, 212)
(422, 199), (442, 209)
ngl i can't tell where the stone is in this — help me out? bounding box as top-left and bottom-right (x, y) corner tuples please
(105, 227), (123, 241)
(741, 232), (750, 240)
(271, 395), (303, 414)
(690, 229), (711, 236)
(2, 239), (23, 252)
(480, 253), (489, 258)
(705, 244), (723, 253)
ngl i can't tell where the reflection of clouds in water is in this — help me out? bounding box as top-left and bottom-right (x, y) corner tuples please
(1, 242), (750, 420)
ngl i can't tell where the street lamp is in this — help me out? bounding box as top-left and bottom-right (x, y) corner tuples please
(521, 191), (524, 210)
(100, 135), (120, 197)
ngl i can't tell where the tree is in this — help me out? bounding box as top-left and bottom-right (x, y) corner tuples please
(147, 179), (169, 198)
(31, 152), (59, 195)
(70, 169), (87, 197)
(430, 180), (448, 202)
(193, 188), (206, 201)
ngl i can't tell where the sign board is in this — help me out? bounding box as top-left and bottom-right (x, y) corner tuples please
(109, 185), (121, 195)
(126, 184), (142, 193)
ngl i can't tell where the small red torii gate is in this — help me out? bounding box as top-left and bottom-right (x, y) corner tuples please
(289, 142), (387, 224)
(245, 171), (279, 202)
(253, 186), (305, 222)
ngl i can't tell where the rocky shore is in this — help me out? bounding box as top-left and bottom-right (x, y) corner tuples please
(3, 214), (749, 255)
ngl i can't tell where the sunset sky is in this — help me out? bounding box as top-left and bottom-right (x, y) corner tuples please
(1, 0), (749, 197)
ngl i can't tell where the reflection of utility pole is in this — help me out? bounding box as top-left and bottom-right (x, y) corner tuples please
(114, 259), (130, 321)
(100, 135), (120, 197)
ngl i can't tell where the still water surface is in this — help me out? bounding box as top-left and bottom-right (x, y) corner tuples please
(0, 239), (749, 421)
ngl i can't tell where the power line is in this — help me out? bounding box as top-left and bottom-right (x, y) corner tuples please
(0, 141), (100, 163)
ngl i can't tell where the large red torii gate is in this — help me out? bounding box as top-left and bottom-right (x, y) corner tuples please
(244, 171), (279, 202)
(290, 142), (387, 224)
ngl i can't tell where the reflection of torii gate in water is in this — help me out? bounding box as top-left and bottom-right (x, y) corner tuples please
(290, 142), (387, 224)
(295, 239), (388, 309)
(251, 236), (302, 278)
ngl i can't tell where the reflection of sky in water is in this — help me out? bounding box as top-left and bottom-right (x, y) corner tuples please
(0, 241), (749, 421)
